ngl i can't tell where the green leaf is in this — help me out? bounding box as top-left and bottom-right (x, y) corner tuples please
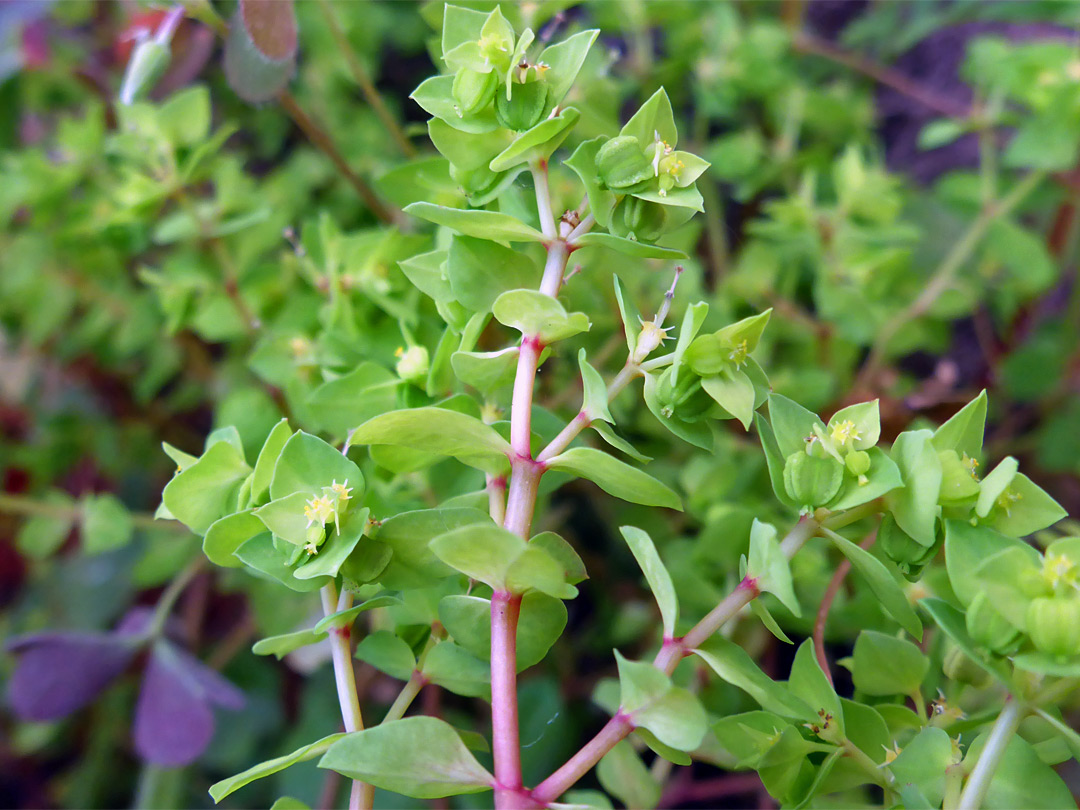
(578, 349), (613, 423)
(984, 472), (1067, 537)
(826, 400), (880, 450)
(621, 88), (677, 148)
(350, 408), (511, 475)
(252, 420), (293, 504)
(944, 520), (1038, 607)
(252, 629), (325, 659)
(451, 348), (519, 393)
(529, 531), (588, 584)
(566, 138), (616, 228)
(204, 510), (266, 568)
(932, 390), (987, 458)
(750, 599), (793, 644)
(438, 592), (567, 671)
(919, 598), (1012, 687)
(80, 493), (134, 554)
(619, 526), (678, 637)
(693, 639), (815, 721)
(788, 640), (844, 742)
(233, 533), (326, 592)
(970, 732), (1076, 809)
(430, 523), (576, 599)
(612, 276), (641, 357)
(768, 394), (825, 458)
(210, 733), (345, 803)
(614, 652), (706, 752)
(163, 441), (252, 535)
(318, 717), (494, 799)
(571, 232), (687, 260)
(15, 492), (75, 559)
(745, 519), (800, 617)
(631, 184), (704, 212)
(546, 447), (681, 510)
(828, 448), (903, 510)
(375, 507), (489, 588)
(354, 630), (416, 681)
(592, 422), (651, 463)
(404, 202), (546, 243)
(269, 432), (363, 501)
(253, 492), (311, 546)
(851, 631), (928, 696)
(313, 595), (399, 634)
(887, 430), (942, 547)
(596, 740), (660, 810)
(491, 290), (590, 343)
(701, 367), (756, 430)
(306, 364), (400, 437)
(440, 5), (488, 59)
(411, 76), (500, 134)
(976, 456), (1020, 517)
(421, 642), (490, 698)
(447, 235), (538, 313)
(539, 29), (599, 106)
(292, 509), (371, 580)
(824, 529), (922, 639)
(887, 727), (954, 808)
(489, 107), (580, 172)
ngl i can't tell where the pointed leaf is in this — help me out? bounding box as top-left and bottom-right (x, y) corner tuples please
(405, 202), (546, 243)
(619, 526), (678, 637)
(546, 447), (681, 510)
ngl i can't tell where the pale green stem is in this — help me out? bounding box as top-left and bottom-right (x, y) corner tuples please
(957, 697), (1023, 810)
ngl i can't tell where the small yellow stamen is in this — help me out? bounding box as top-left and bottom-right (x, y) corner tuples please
(830, 419), (861, 446)
(996, 487), (1022, 516)
(1044, 551), (1077, 589)
(962, 453), (980, 480)
(728, 339), (748, 368)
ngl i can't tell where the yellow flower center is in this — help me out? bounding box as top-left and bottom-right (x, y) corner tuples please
(728, 339), (748, 368)
(962, 453), (980, 480)
(830, 419), (861, 446)
(304, 495), (335, 529)
(1043, 551), (1077, 589)
(995, 487), (1022, 516)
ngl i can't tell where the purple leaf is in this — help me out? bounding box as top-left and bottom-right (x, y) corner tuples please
(5, 632), (138, 721)
(133, 641), (243, 766)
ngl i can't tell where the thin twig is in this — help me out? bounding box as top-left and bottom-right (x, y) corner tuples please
(813, 530), (877, 686)
(314, 0), (416, 158)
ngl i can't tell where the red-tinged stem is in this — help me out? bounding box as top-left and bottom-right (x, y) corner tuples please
(532, 516), (824, 805)
(320, 583), (372, 810)
(492, 591), (525, 808)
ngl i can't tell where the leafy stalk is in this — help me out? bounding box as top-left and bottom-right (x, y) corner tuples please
(957, 697), (1024, 810)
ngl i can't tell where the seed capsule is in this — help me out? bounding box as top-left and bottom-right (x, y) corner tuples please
(452, 68), (498, 116)
(494, 81), (548, 131)
(596, 136), (654, 192)
(1026, 595), (1080, 657)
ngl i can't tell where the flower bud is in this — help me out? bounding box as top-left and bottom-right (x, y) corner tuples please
(596, 136), (653, 192)
(1026, 595), (1080, 657)
(655, 366), (711, 421)
(452, 68), (498, 116)
(845, 449), (871, 477)
(965, 590), (1021, 655)
(396, 345), (430, 383)
(119, 39), (171, 105)
(878, 514), (938, 581)
(494, 81), (548, 131)
(783, 452), (843, 511)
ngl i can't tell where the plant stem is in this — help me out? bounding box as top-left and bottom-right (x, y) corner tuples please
(277, 91), (398, 225)
(148, 557), (205, 637)
(492, 591), (524, 807)
(532, 161), (557, 240)
(957, 696), (1023, 810)
(533, 514), (826, 804)
(383, 671), (426, 724)
(0, 491), (187, 532)
(537, 363), (643, 463)
(315, 0), (416, 158)
(859, 170), (1044, 387)
(320, 583), (371, 810)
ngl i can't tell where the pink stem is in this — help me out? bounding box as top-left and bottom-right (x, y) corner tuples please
(492, 591), (524, 808)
